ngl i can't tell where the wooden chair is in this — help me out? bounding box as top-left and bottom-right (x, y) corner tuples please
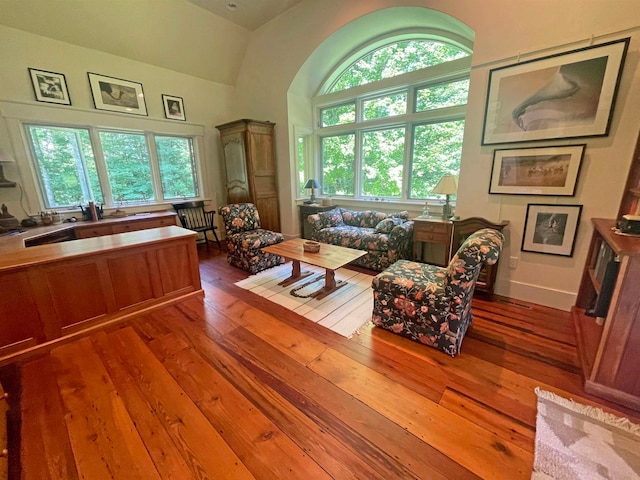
(172, 201), (221, 249)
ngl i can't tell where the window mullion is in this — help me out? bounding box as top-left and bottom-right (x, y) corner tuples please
(146, 133), (163, 202)
(72, 131), (94, 202)
(403, 124), (414, 201)
(90, 129), (113, 206)
(354, 129), (362, 198)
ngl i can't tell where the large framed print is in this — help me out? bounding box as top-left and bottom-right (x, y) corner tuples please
(489, 144), (585, 196)
(28, 68), (71, 105)
(482, 38), (629, 145)
(521, 204), (582, 257)
(88, 73), (147, 116)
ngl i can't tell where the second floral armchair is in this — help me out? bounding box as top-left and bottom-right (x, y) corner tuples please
(371, 228), (504, 356)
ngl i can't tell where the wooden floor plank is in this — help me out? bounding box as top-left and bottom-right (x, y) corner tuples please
(20, 356), (78, 480)
(52, 338), (162, 480)
(149, 330), (333, 480)
(104, 327), (256, 480)
(439, 388), (535, 453)
(308, 347), (533, 480)
(89, 331), (202, 480)
(148, 308), (424, 479)
(193, 284), (330, 366)
(220, 326), (480, 480)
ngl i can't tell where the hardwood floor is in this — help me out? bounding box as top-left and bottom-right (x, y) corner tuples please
(4, 245), (640, 479)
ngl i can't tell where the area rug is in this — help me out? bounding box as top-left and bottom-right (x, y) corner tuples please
(532, 387), (640, 479)
(234, 263), (373, 338)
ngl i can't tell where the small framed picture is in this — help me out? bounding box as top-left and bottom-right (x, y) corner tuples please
(489, 144), (585, 196)
(162, 95), (186, 121)
(28, 68), (71, 105)
(521, 203), (582, 257)
(88, 72), (147, 116)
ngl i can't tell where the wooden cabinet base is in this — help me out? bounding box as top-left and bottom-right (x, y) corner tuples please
(0, 226), (202, 366)
(0, 290), (202, 367)
(573, 219), (640, 412)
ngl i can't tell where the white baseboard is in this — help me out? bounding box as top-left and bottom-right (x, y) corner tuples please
(494, 279), (577, 312)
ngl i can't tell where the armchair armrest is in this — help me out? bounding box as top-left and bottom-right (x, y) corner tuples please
(389, 220), (413, 245)
(389, 220), (414, 261)
(307, 213), (323, 240)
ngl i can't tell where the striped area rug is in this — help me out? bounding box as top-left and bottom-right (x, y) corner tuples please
(234, 263), (374, 338)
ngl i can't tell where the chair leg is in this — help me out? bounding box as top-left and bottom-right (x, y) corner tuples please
(211, 228), (222, 250)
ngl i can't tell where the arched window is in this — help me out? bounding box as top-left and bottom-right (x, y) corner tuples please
(314, 38), (471, 201)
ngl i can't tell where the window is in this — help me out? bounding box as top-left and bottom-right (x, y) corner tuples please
(27, 124), (199, 209)
(315, 38), (471, 201)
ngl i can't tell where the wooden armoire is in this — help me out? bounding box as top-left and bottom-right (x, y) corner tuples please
(216, 119), (280, 232)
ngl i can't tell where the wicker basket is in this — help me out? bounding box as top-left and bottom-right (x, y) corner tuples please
(303, 241), (321, 253)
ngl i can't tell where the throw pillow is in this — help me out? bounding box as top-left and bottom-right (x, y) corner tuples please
(318, 208), (344, 228)
(374, 217), (404, 233)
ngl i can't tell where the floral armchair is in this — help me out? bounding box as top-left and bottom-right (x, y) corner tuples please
(371, 228), (504, 356)
(218, 203), (284, 274)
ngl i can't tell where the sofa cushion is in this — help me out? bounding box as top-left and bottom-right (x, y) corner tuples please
(318, 208), (343, 228)
(340, 209), (389, 228)
(316, 226), (391, 252)
(374, 217), (404, 233)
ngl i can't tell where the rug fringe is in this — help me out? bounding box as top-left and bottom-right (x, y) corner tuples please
(534, 387), (640, 437)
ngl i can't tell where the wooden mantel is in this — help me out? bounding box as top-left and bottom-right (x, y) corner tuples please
(0, 225), (202, 365)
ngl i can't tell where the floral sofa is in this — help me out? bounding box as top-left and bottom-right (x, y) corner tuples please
(307, 207), (414, 271)
(370, 228), (504, 356)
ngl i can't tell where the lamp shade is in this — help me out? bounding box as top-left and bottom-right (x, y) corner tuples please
(304, 179), (321, 189)
(432, 175), (458, 195)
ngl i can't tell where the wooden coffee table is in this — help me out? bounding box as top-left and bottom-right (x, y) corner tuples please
(262, 238), (366, 300)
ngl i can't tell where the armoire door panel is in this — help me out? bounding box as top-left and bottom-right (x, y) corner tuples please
(253, 175), (277, 195)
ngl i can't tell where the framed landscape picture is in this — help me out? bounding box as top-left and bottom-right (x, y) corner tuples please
(88, 73), (147, 116)
(482, 37), (629, 145)
(521, 204), (582, 257)
(162, 94), (186, 121)
(28, 68), (71, 105)
(489, 144), (585, 196)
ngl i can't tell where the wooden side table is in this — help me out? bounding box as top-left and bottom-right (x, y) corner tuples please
(298, 204), (335, 239)
(412, 217), (453, 267)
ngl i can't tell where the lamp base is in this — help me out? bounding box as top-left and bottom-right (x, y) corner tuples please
(441, 201), (453, 219)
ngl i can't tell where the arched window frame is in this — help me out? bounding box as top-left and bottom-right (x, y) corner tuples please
(312, 34), (472, 204)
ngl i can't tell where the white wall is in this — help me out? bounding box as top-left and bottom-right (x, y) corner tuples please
(0, 25), (236, 221)
(235, 0), (640, 310)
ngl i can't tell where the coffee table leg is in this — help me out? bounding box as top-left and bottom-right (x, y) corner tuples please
(310, 268), (348, 300)
(278, 260), (314, 287)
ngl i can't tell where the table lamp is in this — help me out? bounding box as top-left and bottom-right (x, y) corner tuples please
(304, 179), (321, 204)
(432, 174), (458, 219)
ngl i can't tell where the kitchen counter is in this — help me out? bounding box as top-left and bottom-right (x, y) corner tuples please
(0, 223), (201, 365)
(0, 211), (177, 254)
